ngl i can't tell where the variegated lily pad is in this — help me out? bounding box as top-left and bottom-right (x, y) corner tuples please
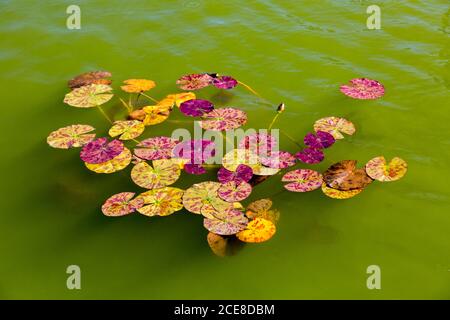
(304, 131), (335, 149)
(321, 183), (363, 199)
(324, 160), (373, 191)
(238, 133), (277, 157)
(260, 151), (296, 169)
(182, 181), (234, 218)
(101, 192), (144, 217)
(236, 218), (276, 243)
(282, 169), (323, 192)
(365, 156), (407, 182)
(295, 147), (324, 164)
(203, 209), (248, 236)
(218, 181), (252, 202)
(212, 76), (238, 89)
(68, 71), (112, 89)
(167, 92), (196, 107)
(176, 73), (213, 90)
(108, 120), (145, 140)
(131, 159), (181, 189)
(142, 104), (171, 126)
(180, 99), (214, 117)
(137, 187), (184, 217)
(200, 108), (247, 131)
(64, 84), (113, 108)
(134, 136), (179, 160)
(222, 149), (260, 172)
(80, 137), (124, 164)
(251, 164), (280, 176)
(85, 147), (132, 174)
(217, 164), (253, 184)
(313, 117), (355, 140)
(340, 78), (385, 100)
(47, 124), (95, 149)
(121, 79), (156, 93)
(246, 199), (280, 224)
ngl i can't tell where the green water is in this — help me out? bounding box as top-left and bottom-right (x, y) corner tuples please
(1, 0), (449, 299)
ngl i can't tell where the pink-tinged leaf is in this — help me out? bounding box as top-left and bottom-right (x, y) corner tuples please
(203, 209), (248, 235)
(179, 99), (214, 117)
(176, 73), (213, 90)
(340, 78), (385, 100)
(131, 159), (181, 189)
(295, 147), (324, 164)
(365, 156), (407, 182)
(184, 163), (207, 175)
(134, 136), (179, 160)
(212, 76), (238, 89)
(217, 164), (253, 184)
(101, 192), (144, 217)
(260, 151), (296, 169)
(238, 133), (277, 157)
(282, 169), (323, 192)
(172, 139), (216, 164)
(304, 131), (335, 149)
(200, 108), (247, 131)
(80, 137), (124, 164)
(218, 181), (252, 202)
(47, 124), (95, 149)
(313, 117), (355, 140)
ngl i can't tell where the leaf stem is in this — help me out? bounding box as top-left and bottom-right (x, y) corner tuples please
(268, 113), (280, 131)
(237, 80), (262, 98)
(141, 92), (159, 103)
(97, 106), (113, 124)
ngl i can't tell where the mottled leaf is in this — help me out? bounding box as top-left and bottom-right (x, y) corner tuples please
(203, 209), (248, 236)
(101, 192), (144, 217)
(313, 117), (355, 140)
(324, 160), (373, 191)
(142, 104), (171, 125)
(121, 79), (156, 93)
(260, 151), (296, 169)
(212, 76), (238, 89)
(180, 99), (214, 117)
(217, 164), (253, 184)
(131, 159), (181, 189)
(80, 137), (124, 164)
(321, 183), (363, 199)
(134, 136), (179, 160)
(218, 181), (252, 202)
(222, 149), (260, 172)
(68, 71), (112, 89)
(365, 156), (407, 182)
(282, 169), (323, 192)
(176, 73), (213, 90)
(236, 218), (276, 243)
(85, 147), (132, 174)
(47, 124), (95, 149)
(304, 131), (335, 149)
(340, 78), (385, 100)
(108, 120), (145, 140)
(200, 108), (247, 131)
(246, 199), (280, 224)
(295, 147), (324, 164)
(137, 187), (184, 217)
(238, 133), (277, 157)
(64, 84), (113, 108)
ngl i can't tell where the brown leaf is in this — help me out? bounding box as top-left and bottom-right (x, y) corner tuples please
(323, 160), (373, 191)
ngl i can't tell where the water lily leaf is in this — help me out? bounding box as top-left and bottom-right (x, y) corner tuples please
(238, 133), (277, 157)
(134, 136), (179, 160)
(64, 84), (113, 108)
(176, 73), (213, 90)
(137, 187), (184, 217)
(295, 147), (324, 164)
(200, 108), (247, 131)
(313, 117), (355, 140)
(108, 120), (145, 140)
(324, 160), (373, 191)
(251, 164), (280, 176)
(203, 209), (248, 236)
(184, 163), (207, 175)
(173, 139), (216, 164)
(365, 156), (407, 182)
(236, 218), (276, 243)
(182, 181), (234, 218)
(246, 199), (280, 224)
(85, 147), (132, 174)
(340, 78), (385, 100)
(207, 233), (244, 257)
(142, 104), (171, 126)
(282, 169), (323, 192)
(121, 79), (156, 93)
(321, 183), (363, 199)
(212, 76), (238, 89)
(218, 181), (252, 202)
(101, 192), (144, 217)
(222, 149), (260, 172)
(304, 131), (335, 149)
(217, 164), (253, 184)
(180, 99), (214, 117)
(167, 92), (196, 107)
(47, 124), (95, 149)
(131, 159), (181, 189)
(80, 137), (124, 164)
(128, 109), (147, 121)
(260, 151), (296, 169)
(68, 71), (112, 89)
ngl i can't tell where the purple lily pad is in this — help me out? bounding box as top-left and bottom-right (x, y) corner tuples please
(184, 163), (207, 175)
(260, 151), (296, 169)
(172, 139), (216, 164)
(179, 99), (214, 117)
(212, 76), (238, 89)
(217, 164), (253, 184)
(80, 137), (124, 164)
(295, 147), (324, 164)
(304, 131), (335, 149)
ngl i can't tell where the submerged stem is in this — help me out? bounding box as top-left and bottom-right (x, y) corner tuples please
(141, 92), (159, 103)
(119, 98), (132, 113)
(268, 113), (280, 131)
(238, 80), (262, 98)
(97, 106), (113, 124)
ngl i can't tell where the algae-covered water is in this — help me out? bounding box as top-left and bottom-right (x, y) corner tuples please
(0, 0), (449, 299)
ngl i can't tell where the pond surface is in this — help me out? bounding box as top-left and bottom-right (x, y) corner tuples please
(0, 0), (449, 299)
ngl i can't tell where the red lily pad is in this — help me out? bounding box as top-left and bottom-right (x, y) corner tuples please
(282, 169), (323, 192)
(80, 137), (123, 164)
(101, 192), (144, 217)
(340, 78), (385, 100)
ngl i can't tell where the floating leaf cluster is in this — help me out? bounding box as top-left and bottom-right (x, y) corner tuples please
(48, 72), (405, 257)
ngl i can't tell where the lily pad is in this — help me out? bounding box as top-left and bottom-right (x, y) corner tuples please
(137, 187), (184, 217)
(321, 183), (363, 199)
(238, 133), (277, 157)
(365, 156), (407, 182)
(212, 76), (238, 89)
(340, 78), (385, 100)
(180, 99), (214, 117)
(167, 92), (196, 107)
(64, 84), (113, 108)
(222, 149), (260, 172)
(108, 120), (145, 140)
(203, 208), (249, 236)
(121, 79), (156, 93)
(47, 124), (95, 149)
(182, 181), (234, 218)
(295, 147), (324, 164)
(251, 164), (280, 176)
(101, 192), (144, 217)
(236, 218), (276, 243)
(131, 159), (181, 189)
(200, 108), (247, 131)
(80, 137), (124, 164)
(184, 163), (207, 175)
(68, 71), (112, 89)
(134, 136), (179, 160)
(313, 117), (355, 140)
(260, 151), (296, 169)
(304, 131), (335, 149)
(218, 181), (252, 202)
(282, 169), (323, 192)
(176, 73), (213, 90)
(173, 139), (216, 164)
(85, 147), (132, 174)
(245, 199), (280, 224)
(324, 160), (373, 191)
(217, 164), (253, 184)
(142, 104), (171, 126)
